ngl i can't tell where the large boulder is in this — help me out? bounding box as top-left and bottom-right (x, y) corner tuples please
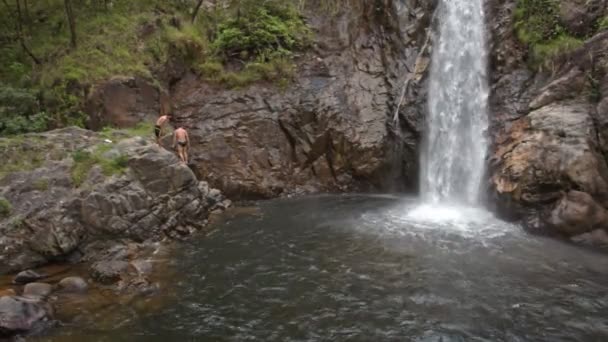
(491, 100), (608, 235)
(0, 130), (227, 275)
(85, 76), (168, 130)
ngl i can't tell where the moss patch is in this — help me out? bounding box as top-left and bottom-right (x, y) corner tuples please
(598, 16), (608, 31)
(0, 136), (46, 180)
(33, 178), (50, 192)
(0, 197), (12, 218)
(71, 146), (129, 188)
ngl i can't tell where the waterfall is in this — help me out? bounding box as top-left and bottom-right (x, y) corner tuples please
(421, 0), (489, 204)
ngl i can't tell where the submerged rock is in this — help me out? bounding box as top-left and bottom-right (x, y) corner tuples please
(13, 270), (46, 285)
(90, 261), (130, 285)
(22, 283), (53, 299)
(57, 277), (89, 294)
(0, 296), (54, 337)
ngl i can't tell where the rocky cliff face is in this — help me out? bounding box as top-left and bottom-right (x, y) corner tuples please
(88, 1), (435, 199)
(487, 0), (608, 246)
(170, 0), (435, 199)
(0, 128), (228, 276)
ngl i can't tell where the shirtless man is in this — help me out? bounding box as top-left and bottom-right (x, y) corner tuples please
(173, 126), (190, 164)
(154, 113), (172, 145)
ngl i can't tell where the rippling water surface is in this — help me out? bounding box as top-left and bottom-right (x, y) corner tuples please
(42, 195), (608, 341)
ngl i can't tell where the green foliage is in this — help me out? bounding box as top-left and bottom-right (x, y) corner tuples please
(0, 0), (312, 136)
(532, 34), (584, 64)
(0, 84), (50, 135)
(198, 57), (296, 88)
(598, 16), (608, 31)
(514, 0), (563, 45)
(0, 136), (45, 179)
(71, 146), (129, 187)
(33, 178), (50, 192)
(514, 0), (586, 67)
(0, 197), (11, 218)
(166, 24), (209, 64)
(212, 0), (311, 61)
(71, 149), (96, 187)
(3, 215), (24, 232)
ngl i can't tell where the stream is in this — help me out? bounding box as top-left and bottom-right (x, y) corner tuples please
(37, 195), (608, 341)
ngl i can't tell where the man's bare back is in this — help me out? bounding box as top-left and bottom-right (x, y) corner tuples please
(156, 115), (170, 127)
(154, 114), (172, 145)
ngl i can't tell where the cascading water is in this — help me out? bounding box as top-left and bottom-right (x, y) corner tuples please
(421, 0), (489, 204)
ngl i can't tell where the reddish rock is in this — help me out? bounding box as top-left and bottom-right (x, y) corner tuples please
(85, 76), (169, 130)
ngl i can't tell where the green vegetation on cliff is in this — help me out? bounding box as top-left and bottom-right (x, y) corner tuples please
(514, 0), (583, 67)
(514, 0), (608, 69)
(0, 0), (310, 136)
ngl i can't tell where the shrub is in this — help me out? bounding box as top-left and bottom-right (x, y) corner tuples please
(515, 0), (563, 45)
(100, 154), (129, 176)
(212, 0), (311, 62)
(0, 197), (11, 218)
(71, 147), (129, 187)
(532, 34), (584, 63)
(196, 61), (224, 78)
(514, 0), (587, 67)
(598, 16), (608, 31)
(71, 150), (96, 187)
(33, 178), (50, 191)
(0, 84), (50, 135)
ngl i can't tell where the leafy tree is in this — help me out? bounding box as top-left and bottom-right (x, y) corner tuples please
(0, 84), (49, 135)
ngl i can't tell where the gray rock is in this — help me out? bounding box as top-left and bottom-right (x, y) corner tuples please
(85, 76), (167, 130)
(130, 260), (153, 275)
(13, 270), (45, 285)
(0, 296), (54, 337)
(0, 132), (226, 275)
(22, 283), (53, 298)
(90, 260), (130, 285)
(57, 277), (88, 293)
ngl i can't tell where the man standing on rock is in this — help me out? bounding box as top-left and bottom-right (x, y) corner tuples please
(173, 126), (190, 164)
(154, 113), (172, 146)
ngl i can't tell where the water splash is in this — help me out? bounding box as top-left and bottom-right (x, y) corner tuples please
(421, 0), (489, 204)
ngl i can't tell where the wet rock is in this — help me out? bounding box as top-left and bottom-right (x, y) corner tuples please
(572, 228), (608, 247)
(0, 289), (16, 297)
(13, 270), (46, 285)
(57, 277), (88, 294)
(547, 191), (608, 236)
(117, 276), (159, 296)
(22, 283), (53, 298)
(90, 261), (130, 285)
(130, 260), (153, 275)
(0, 296), (54, 337)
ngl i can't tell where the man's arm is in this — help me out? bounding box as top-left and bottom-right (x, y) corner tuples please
(186, 131), (190, 148)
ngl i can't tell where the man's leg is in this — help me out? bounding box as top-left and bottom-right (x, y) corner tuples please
(178, 145), (186, 163)
(184, 147), (189, 164)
